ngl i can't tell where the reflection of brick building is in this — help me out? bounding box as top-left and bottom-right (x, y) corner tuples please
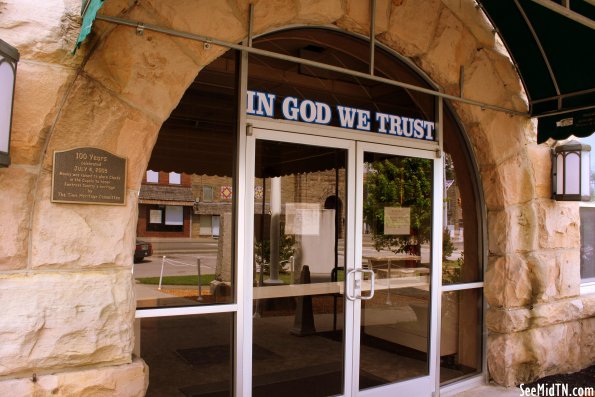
(189, 171), (345, 238)
(191, 174), (232, 237)
(137, 171), (194, 237)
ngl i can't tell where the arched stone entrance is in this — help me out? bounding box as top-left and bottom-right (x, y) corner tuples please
(1, 0), (589, 394)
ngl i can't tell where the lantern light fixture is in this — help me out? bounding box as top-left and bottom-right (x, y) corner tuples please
(0, 39), (19, 168)
(552, 140), (592, 201)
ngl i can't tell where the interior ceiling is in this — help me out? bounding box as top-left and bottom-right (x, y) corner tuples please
(147, 28), (446, 177)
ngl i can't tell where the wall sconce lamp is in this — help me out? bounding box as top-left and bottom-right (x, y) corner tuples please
(552, 140), (592, 201)
(0, 39), (19, 168)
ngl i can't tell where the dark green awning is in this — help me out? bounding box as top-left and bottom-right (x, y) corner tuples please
(478, 0), (595, 143)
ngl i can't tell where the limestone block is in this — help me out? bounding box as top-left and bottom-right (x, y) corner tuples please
(482, 154), (534, 210)
(486, 306), (529, 334)
(536, 200), (580, 250)
(30, 176), (138, 268)
(42, 76), (161, 190)
(487, 204), (536, 255)
(485, 47), (524, 103)
(296, 0), (344, 24)
(90, 0), (138, 40)
(84, 8), (201, 122)
(464, 122), (493, 168)
(459, 50), (512, 122)
(243, 0), (299, 35)
(579, 317), (595, 368)
(143, 0), (246, 42)
(381, 0), (443, 58)
(441, 0), (495, 48)
(0, 359), (147, 397)
(488, 332), (536, 386)
(0, 269), (135, 377)
(140, 0), (247, 67)
(582, 294), (595, 318)
(488, 322), (583, 386)
(526, 250), (580, 303)
(336, 0), (390, 36)
(0, 166), (36, 270)
(485, 254), (532, 308)
(0, 0), (85, 66)
(421, 8), (477, 87)
(527, 145), (552, 199)
(487, 299), (584, 333)
(532, 299), (583, 328)
(482, 114), (534, 168)
(532, 322), (582, 377)
(11, 62), (76, 165)
(101, 0), (138, 16)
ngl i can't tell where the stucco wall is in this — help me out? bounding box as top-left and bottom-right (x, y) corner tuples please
(0, 0), (592, 393)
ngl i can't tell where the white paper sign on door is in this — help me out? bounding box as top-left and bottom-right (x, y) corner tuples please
(384, 207), (410, 235)
(285, 203), (321, 235)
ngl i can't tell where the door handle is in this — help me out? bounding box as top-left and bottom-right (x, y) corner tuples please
(359, 268), (375, 301)
(346, 268), (376, 301)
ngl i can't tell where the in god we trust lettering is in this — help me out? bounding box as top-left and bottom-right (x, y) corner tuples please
(246, 90), (435, 141)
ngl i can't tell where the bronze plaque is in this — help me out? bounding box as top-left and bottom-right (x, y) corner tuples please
(52, 147), (127, 205)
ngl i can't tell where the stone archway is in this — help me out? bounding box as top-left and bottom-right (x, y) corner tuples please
(2, 0), (587, 392)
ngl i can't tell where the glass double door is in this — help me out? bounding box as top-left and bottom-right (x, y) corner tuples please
(247, 128), (439, 397)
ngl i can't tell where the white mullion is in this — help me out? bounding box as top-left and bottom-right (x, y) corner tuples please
(430, 151), (444, 397)
(441, 282), (484, 292)
(349, 142), (365, 396)
(235, 41), (250, 397)
(241, 132), (256, 397)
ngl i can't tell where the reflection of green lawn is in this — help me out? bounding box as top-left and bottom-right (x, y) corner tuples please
(137, 271), (347, 286)
(137, 274), (216, 286)
(442, 260), (462, 284)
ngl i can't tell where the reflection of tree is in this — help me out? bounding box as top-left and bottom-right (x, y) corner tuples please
(254, 223), (296, 275)
(363, 158), (432, 255)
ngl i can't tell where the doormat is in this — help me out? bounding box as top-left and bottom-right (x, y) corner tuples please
(177, 344), (279, 366)
(179, 362), (386, 397)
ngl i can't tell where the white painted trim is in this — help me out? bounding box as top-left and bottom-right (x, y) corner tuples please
(248, 116), (440, 153)
(441, 282), (484, 292)
(580, 282), (595, 295)
(135, 304), (237, 318)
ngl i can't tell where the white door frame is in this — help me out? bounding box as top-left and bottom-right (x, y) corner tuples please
(242, 120), (443, 397)
(244, 127), (357, 396)
(353, 141), (443, 397)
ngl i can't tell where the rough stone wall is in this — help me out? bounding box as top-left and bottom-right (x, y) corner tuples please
(0, 0), (591, 392)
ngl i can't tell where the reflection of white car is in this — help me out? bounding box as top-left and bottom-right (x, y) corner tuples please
(134, 241), (153, 263)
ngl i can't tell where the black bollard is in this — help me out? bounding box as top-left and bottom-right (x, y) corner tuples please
(290, 265), (316, 336)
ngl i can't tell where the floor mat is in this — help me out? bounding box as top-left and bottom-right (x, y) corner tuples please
(180, 362), (386, 397)
(177, 344), (279, 366)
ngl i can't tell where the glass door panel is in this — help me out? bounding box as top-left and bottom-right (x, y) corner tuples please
(251, 138), (349, 397)
(356, 147), (435, 396)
